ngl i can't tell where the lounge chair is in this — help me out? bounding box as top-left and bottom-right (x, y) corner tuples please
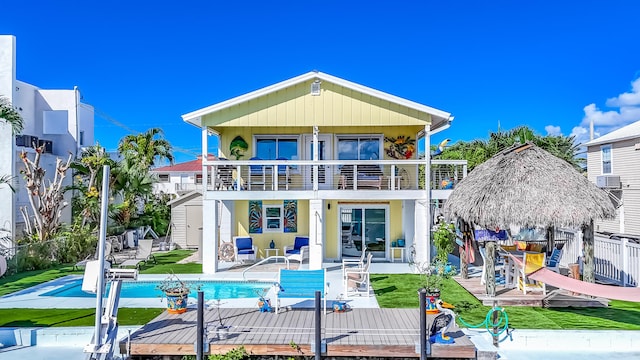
(233, 236), (257, 263)
(284, 236), (309, 263)
(118, 239), (156, 269)
(344, 252), (373, 297)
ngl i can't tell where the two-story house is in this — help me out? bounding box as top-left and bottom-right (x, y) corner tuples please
(181, 71), (465, 274)
(585, 119), (640, 237)
(0, 35), (94, 242)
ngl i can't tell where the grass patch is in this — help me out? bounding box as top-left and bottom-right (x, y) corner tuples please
(0, 249), (197, 297)
(0, 308), (164, 327)
(371, 274), (640, 330)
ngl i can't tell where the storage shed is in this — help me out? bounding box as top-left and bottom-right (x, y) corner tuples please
(168, 191), (203, 250)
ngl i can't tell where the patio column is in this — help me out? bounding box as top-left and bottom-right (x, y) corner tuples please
(414, 199), (431, 266)
(202, 198), (219, 274)
(309, 199), (324, 270)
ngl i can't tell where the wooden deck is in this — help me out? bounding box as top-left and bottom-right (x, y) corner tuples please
(454, 276), (608, 307)
(120, 308), (477, 358)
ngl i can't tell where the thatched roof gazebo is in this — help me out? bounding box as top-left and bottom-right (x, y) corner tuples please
(443, 142), (616, 296)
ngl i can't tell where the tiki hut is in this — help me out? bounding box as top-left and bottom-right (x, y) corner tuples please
(443, 142), (616, 296)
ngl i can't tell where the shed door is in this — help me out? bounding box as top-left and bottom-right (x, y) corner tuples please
(186, 205), (202, 248)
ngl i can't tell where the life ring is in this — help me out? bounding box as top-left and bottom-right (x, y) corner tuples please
(218, 242), (235, 261)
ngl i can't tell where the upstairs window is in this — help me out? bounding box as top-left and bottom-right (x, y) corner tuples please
(158, 174), (170, 182)
(601, 145), (612, 174)
(255, 136), (299, 160)
(337, 135), (382, 161)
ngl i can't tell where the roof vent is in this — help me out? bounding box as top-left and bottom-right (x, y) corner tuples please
(310, 80), (321, 96)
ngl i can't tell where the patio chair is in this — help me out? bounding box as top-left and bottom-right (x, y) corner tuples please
(284, 236), (309, 263)
(546, 247), (564, 273)
(216, 158), (236, 190)
(276, 157), (290, 190)
(248, 157), (266, 190)
(341, 223), (354, 248)
(517, 252), (546, 295)
(118, 239), (156, 269)
(75, 238), (116, 270)
(345, 252), (373, 297)
(342, 245), (367, 278)
(233, 236), (257, 263)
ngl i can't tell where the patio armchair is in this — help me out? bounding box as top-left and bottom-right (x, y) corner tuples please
(233, 236), (257, 263)
(339, 164), (383, 190)
(344, 252), (373, 297)
(516, 252), (546, 295)
(342, 246), (367, 279)
(284, 236), (309, 263)
(276, 157), (290, 190)
(546, 247), (564, 273)
(118, 239), (156, 269)
(215, 158), (236, 190)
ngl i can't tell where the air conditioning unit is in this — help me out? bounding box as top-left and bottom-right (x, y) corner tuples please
(15, 135), (39, 148)
(38, 140), (53, 154)
(596, 175), (621, 188)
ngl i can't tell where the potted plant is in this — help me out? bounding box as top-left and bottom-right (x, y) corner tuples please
(209, 299), (230, 339)
(157, 273), (192, 314)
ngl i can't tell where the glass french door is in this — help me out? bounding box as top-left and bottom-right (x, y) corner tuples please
(303, 134), (333, 190)
(340, 206), (388, 259)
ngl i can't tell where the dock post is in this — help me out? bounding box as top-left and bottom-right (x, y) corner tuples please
(197, 291), (204, 360)
(315, 290), (322, 360)
(492, 301), (498, 347)
(419, 288), (428, 360)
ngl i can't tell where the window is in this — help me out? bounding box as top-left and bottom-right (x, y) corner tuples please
(601, 145), (612, 174)
(255, 136), (299, 160)
(158, 174), (170, 182)
(79, 131), (85, 146)
(337, 135), (382, 160)
(263, 205), (283, 232)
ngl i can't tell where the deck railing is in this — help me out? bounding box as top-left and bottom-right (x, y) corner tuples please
(554, 228), (640, 287)
(201, 158), (467, 192)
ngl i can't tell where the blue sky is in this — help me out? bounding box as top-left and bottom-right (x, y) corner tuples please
(3, 1), (640, 163)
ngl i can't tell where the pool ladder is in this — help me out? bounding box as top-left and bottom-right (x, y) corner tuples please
(242, 256), (291, 281)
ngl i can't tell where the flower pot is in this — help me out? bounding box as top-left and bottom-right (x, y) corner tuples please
(217, 325), (230, 340)
(333, 301), (348, 313)
(165, 292), (189, 314)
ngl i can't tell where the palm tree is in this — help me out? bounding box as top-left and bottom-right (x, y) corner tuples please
(0, 96), (23, 135)
(0, 96), (23, 192)
(70, 144), (116, 226)
(117, 128), (174, 176)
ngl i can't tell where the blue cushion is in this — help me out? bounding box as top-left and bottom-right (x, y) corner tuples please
(238, 249), (255, 255)
(236, 237), (253, 250)
(286, 249), (300, 255)
(293, 237), (309, 250)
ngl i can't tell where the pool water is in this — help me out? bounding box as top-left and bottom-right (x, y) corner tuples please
(41, 280), (272, 299)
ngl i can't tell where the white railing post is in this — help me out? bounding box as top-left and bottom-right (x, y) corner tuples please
(622, 238), (629, 286)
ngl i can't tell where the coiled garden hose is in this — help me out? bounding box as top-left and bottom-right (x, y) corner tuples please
(458, 306), (513, 342)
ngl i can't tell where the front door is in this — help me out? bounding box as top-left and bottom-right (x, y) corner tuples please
(304, 134), (333, 190)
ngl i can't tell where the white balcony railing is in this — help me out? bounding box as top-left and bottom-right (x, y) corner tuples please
(200, 158), (467, 192)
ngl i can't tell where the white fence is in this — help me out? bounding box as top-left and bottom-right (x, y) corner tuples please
(554, 228), (640, 287)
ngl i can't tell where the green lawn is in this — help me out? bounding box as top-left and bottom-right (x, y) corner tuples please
(2, 257), (640, 329)
(372, 273), (640, 330)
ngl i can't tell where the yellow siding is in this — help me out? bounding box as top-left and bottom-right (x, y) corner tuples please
(325, 200), (339, 258)
(203, 80), (431, 129)
(234, 200), (310, 251)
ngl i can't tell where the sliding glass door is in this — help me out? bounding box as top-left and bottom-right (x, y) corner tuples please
(340, 205), (389, 259)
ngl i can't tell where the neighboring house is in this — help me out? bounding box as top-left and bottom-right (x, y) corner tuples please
(151, 154), (216, 196)
(0, 35), (94, 242)
(181, 71), (466, 274)
(584, 120), (640, 237)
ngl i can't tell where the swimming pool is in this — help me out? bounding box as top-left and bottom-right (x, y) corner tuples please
(41, 279), (272, 299)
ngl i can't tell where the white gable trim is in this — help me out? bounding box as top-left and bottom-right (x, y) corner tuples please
(182, 71), (452, 127)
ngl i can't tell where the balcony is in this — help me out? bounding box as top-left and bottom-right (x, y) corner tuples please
(200, 158), (467, 201)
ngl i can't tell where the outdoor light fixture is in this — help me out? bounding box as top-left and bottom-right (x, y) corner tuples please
(311, 79), (321, 95)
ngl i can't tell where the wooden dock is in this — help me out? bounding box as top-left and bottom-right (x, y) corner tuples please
(454, 276), (608, 307)
(120, 307), (477, 358)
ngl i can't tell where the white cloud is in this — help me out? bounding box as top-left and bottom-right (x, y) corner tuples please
(544, 125), (562, 136)
(574, 77), (640, 145)
(605, 78), (640, 107)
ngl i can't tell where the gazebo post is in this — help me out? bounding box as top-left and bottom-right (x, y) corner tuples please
(485, 241), (496, 297)
(582, 219), (595, 283)
(546, 226), (555, 255)
(459, 219), (470, 280)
